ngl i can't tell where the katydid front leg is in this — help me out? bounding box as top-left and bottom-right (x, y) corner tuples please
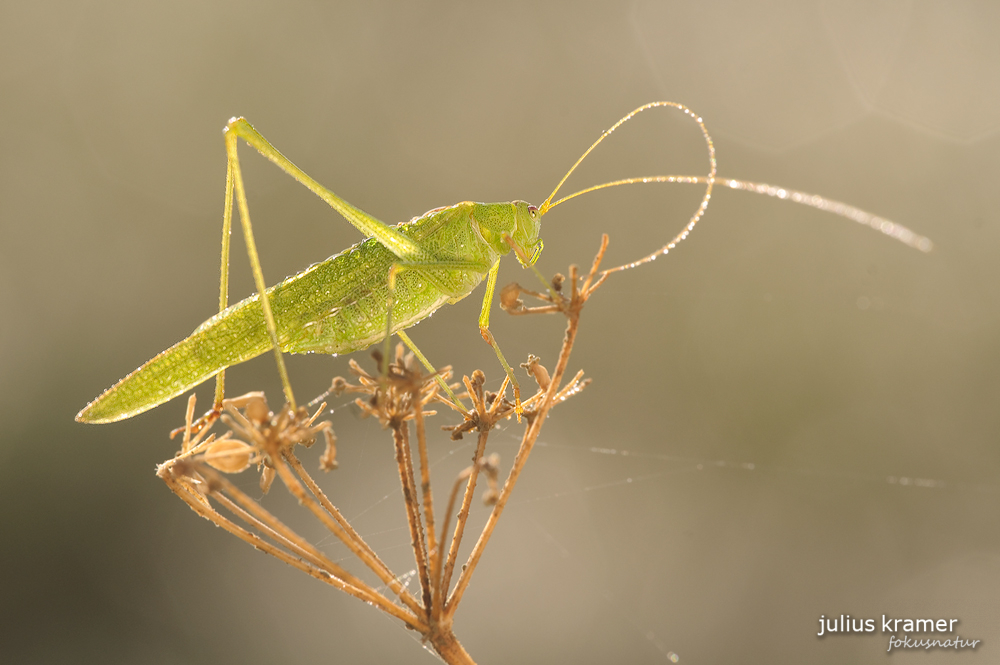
(477, 260), (523, 417)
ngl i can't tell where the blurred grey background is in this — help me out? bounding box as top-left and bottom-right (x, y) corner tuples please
(2, 1), (999, 663)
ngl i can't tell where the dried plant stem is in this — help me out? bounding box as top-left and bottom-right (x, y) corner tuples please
(393, 421), (433, 612)
(427, 630), (476, 665)
(412, 386), (442, 618)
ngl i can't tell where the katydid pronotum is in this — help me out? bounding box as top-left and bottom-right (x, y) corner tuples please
(76, 102), (932, 427)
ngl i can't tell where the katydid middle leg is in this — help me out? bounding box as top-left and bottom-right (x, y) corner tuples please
(383, 261), (495, 411)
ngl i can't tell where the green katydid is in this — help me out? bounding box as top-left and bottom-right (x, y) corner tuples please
(75, 102), (932, 427)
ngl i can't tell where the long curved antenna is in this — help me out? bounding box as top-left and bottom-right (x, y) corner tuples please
(697, 176), (932, 252)
(549, 174), (934, 264)
(539, 102), (932, 277)
(539, 102), (716, 274)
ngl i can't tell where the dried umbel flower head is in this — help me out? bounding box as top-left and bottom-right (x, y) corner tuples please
(219, 393), (337, 491)
(324, 345), (448, 430)
(223, 394), (330, 451)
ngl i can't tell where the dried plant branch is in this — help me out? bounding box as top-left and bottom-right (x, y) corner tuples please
(159, 460), (423, 630)
(197, 463), (390, 608)
(210, 489), (324, 564)
(284, 452), (424, 615)
(440, 427), (489, 603)
(160, 467), (392, 612)
(411, 380), (442, 618)
(272, 450), (422, 610)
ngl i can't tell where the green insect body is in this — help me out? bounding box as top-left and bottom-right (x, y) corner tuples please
(77, 200), (541, 423)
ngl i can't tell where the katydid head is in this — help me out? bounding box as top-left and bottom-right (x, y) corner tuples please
(470, 201), (542, 265)
(510, 200), (543, 267)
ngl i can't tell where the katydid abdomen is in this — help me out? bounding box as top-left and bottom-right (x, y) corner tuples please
(77, 203), (503, 424)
